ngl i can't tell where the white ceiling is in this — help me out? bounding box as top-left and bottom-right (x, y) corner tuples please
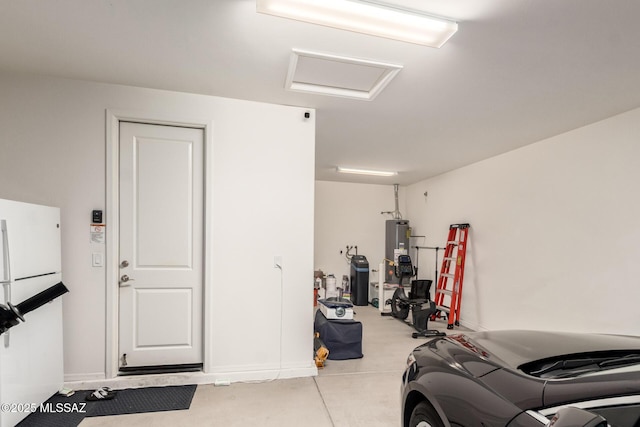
(2, 0), (639, 185)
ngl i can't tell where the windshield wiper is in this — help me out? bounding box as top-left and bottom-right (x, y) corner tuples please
(531, 359), (600, 376)
(531, 354), (640, 377)
(598, 354), (640, 368)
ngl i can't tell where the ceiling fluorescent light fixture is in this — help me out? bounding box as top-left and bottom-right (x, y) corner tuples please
(336, 167), (397, 177)
(256, 0), (458, 48)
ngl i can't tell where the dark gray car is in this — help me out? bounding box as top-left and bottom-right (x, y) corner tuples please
(401, 330), (640, 427)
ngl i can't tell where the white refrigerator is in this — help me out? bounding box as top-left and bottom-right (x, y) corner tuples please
(0, 199), (64, 427)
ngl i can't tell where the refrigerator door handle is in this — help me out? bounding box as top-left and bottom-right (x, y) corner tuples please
(2, 283), (10, 346)
(1, 219), (12, 346)
(2, 219), (12, 298)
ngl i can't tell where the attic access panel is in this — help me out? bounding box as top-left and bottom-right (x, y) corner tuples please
(286, 49), (403, 100)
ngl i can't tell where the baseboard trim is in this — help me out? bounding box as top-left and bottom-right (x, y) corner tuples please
(64, 372), (106, 383)
(64, 363), (318, 391)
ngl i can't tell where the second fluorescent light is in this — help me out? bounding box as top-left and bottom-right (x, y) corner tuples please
(337, 167), (397, 177)
(256, 0), (458, 48)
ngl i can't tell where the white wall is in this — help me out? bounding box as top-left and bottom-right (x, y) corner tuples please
(314, 181), (408, 290)
(406, 107), (640, 334)
(0, 72), (316, 381)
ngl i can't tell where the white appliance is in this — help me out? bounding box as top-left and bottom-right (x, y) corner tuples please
(0, 199), (64, 427)
(318, 299), (354, 320)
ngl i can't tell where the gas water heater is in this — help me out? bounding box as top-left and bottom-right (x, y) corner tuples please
(385, 219), (410, 284)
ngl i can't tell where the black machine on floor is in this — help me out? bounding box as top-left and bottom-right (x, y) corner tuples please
(383, 255), (445, 339)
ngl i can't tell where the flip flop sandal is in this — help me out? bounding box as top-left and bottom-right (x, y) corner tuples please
(86, 389), (117, 401)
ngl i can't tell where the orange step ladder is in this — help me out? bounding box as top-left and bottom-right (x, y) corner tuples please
(434, 224), (470, 329)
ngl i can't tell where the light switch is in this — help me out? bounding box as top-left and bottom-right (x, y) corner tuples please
(92, 252), (104, 267)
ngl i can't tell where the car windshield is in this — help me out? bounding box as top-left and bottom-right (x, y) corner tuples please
(520, 351), (640, 379)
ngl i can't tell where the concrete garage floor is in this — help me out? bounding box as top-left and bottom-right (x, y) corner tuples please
(80, 305), (460, 427)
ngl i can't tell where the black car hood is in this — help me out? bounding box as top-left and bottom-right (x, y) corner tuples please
(423, 330), (640, 410)
(451, 330), (640, 371)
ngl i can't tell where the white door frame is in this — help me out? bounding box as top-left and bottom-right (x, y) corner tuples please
(105, 109), (214, 379)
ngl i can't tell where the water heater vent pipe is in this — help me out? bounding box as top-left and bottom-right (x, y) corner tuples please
(381, 184), (402, 219)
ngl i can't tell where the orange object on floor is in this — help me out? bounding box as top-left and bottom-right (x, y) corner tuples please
(434, 224), (470, 329)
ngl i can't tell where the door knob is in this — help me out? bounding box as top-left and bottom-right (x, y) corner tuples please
(120, 260), (129, 268)
(119, 275), (134, 286)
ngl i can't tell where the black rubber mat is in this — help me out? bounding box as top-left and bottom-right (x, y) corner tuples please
(87, 385), (197, 417)
(16, 384), (197, 426)
(16, 392), (87, 427)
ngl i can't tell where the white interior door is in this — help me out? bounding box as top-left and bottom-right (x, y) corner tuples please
(118, 122), (204, 369)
